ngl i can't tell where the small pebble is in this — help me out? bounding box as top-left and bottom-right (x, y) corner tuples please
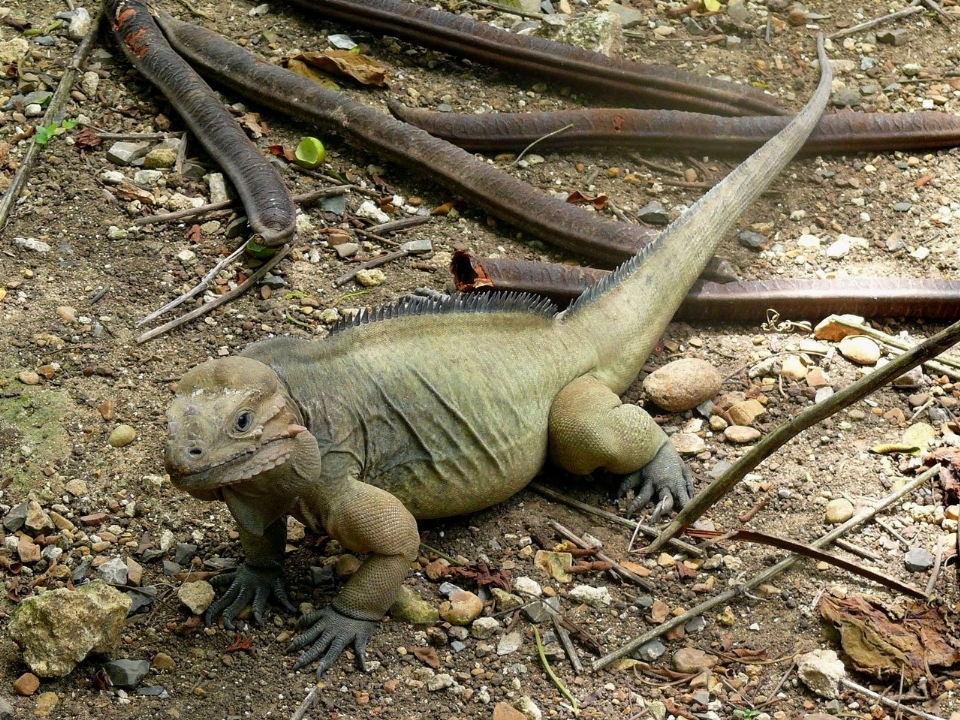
(14, 672), (40, 696)
(838, 336), (881, 365)
(108, 425), (137, 448)
(824, 498), (854, 524)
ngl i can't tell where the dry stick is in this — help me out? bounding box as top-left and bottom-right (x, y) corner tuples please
(549, 520), (653, 590)
(834, 537), (882, 562)
(529, 483), (703, 557)
(97, 131), (183, 141)
(137, 243), (245, 326)
(644, 318), (960, 555)
(507, 122), (574, 167)
(827, 2), (924, 38)
(925, 536), (944, 597)
(289, 683), (323, 720)
(840, 677), (947, 720)
(593, 465), (939, 671)
(0, 4), (102, 230)
(135, 185), (353, 226)
(333, 248), (410, 287)
(137, 246), (291, 343)
(551, 614), (583, 675)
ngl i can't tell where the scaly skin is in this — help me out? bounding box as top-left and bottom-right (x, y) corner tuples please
(164, 40), (832, 677)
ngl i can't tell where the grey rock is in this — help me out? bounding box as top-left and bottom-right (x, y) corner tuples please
(522, 601), (557, 623)
(203, 557), (238, 571)
(633, 639), (666, 662)
(533, 11), (623, 58)
(9, 580), (132, 677)
(107, 141), (150, 166)
(174, 543), (198, 565)
(877, 29), (908, 45)
(684, 615), (707, 633)
(133, 169), (164, 188)
(14, 237), (51, 253)
(427, 673), (455, 691)
(67, 8), (92, 41)
(607, 2), (645, 27)
(831, 87), (860, 107)
(260, 273), (287, 290)
(335, 243), (360, 259)
(102, 659), (151, 688)
(320, 193), (347, 215)
(328, 33), (357, 49)
(438, 581), (465, 598)
(126, 586), (158, 614)
(3, 501), (28, 532)
(637, 200), (670, 225)
(162, 560), (181, 576)
(893, 202), (912, 213)
(207, 172), (230, 205)
(401, 238), (433, 254)
(496, 631), (523, 655)
(0, 696), (12, 720)
(738, 230), (766, 249)
(136, 686), (170, 699)
(904, 546), (935, 572)
(72, 557), (94, 582)
(98, 556), (129, 586)
(450, 640), (466, 652)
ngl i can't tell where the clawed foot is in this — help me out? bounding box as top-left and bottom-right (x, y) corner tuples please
(618, 442), (694, 522)
(205, 563), (296, 629)
(289, 606), (379, 676)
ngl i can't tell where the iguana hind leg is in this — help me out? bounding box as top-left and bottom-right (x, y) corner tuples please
(548, 376), (693, 517)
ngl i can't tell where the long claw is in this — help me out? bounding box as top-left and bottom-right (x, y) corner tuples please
(203, 563), (294, 629)
(620, 442), (695, 520)
(288, 606), (379, 675)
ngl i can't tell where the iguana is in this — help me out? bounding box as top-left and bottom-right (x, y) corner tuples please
(164, 39), (831, 676)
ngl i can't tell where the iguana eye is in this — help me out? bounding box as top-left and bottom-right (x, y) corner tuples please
(234, 410), (254, 432)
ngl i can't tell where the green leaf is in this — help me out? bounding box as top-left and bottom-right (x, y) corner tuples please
(703, 0), (721, 10)
(61, 119), (78, 130)
(245, 237), (277, 260)
(34, 126), (52, 146)
(294, 136), (326, 169)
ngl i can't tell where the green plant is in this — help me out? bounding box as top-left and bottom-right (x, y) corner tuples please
(33, 118), (78, 146)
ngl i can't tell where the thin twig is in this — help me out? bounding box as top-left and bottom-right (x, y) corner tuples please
(926, 536), (944, 596)
(174, 131), (188, 175)
(529, 483), (703, 557)
(468, 0), (545, 19)
(135, 185), (354, 226)
(834, 538), (882, 561)
(876, 518), (910, 548)
(551, 614), (583, 675)
(136, 246), (291, 343)
(333, 249), (409, 287)
(628, 153), (686, 178)
(549, 520), (652, 590)
(289, 682), (323, 720)
(593, 465), (939, 670)
(840, 677), (947, 720)
(827, 2), (924, 38)
(0, 5), (102, 230)
(137, 244), (246, 326)
(508, 123), (574, 167)
(365, 215), (432, 235)
(353, 227), (402, 247)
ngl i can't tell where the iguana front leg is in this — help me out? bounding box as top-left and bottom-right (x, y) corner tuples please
(291, 479), (419, 675)
(549, 376), (694, 518)
(205, 519), (296, 628)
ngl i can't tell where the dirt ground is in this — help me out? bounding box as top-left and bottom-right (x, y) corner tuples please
(3, 0), (960, 717)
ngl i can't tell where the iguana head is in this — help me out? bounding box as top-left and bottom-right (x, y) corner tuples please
(165, 357), (306, 493)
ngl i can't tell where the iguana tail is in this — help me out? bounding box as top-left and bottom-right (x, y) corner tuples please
(558, 37), (832, 394)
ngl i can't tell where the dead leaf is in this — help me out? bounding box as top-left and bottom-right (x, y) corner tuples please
(74, 127), (101, 150)
(284, 57), (342, 89)
(114, 180), (154, 204)
(925, 448), (960, 504)
(820, 594), (960, 691)
(410, 646), (440, 669)
(267, 144), (297, 162)
(225, 633), (255, 655)
(293, 49), (387, 86)
(566, 190), (609, 211)
(441, 560), (511, 592)
(239, 112), (265, 139)
(431, 200), (458, 216)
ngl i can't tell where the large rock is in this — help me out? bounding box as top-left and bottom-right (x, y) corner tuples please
(8, 580), (132, 677)
(643, 358), (722, 412)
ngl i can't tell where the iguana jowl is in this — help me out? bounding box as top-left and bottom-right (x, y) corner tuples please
(164, 40), (831, 676)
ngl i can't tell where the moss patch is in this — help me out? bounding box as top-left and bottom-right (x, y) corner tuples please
(0, 374), (70, 492)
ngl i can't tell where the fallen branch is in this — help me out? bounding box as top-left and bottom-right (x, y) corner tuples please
(135, 186), (353, 227)
(137, 246), (291, 343)
(0, 4), (103, 230)
(827, 1), (925, 38)
(644, 318), (960, 555)
(840, 677), (947, 720)
(529, 483), (703, 557)
(593, 465), (939, 670)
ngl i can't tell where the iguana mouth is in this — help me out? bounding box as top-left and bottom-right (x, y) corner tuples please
(169, 436), (297, 491)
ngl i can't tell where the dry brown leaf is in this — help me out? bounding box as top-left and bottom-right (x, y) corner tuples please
(410, 646), (440, 669)
(284, 57), (342, 89)
(115, 180), (154, 204)
(294, 49), (387, 86)
(820, 594), (960, 691)
(566, 190), (609, 211)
